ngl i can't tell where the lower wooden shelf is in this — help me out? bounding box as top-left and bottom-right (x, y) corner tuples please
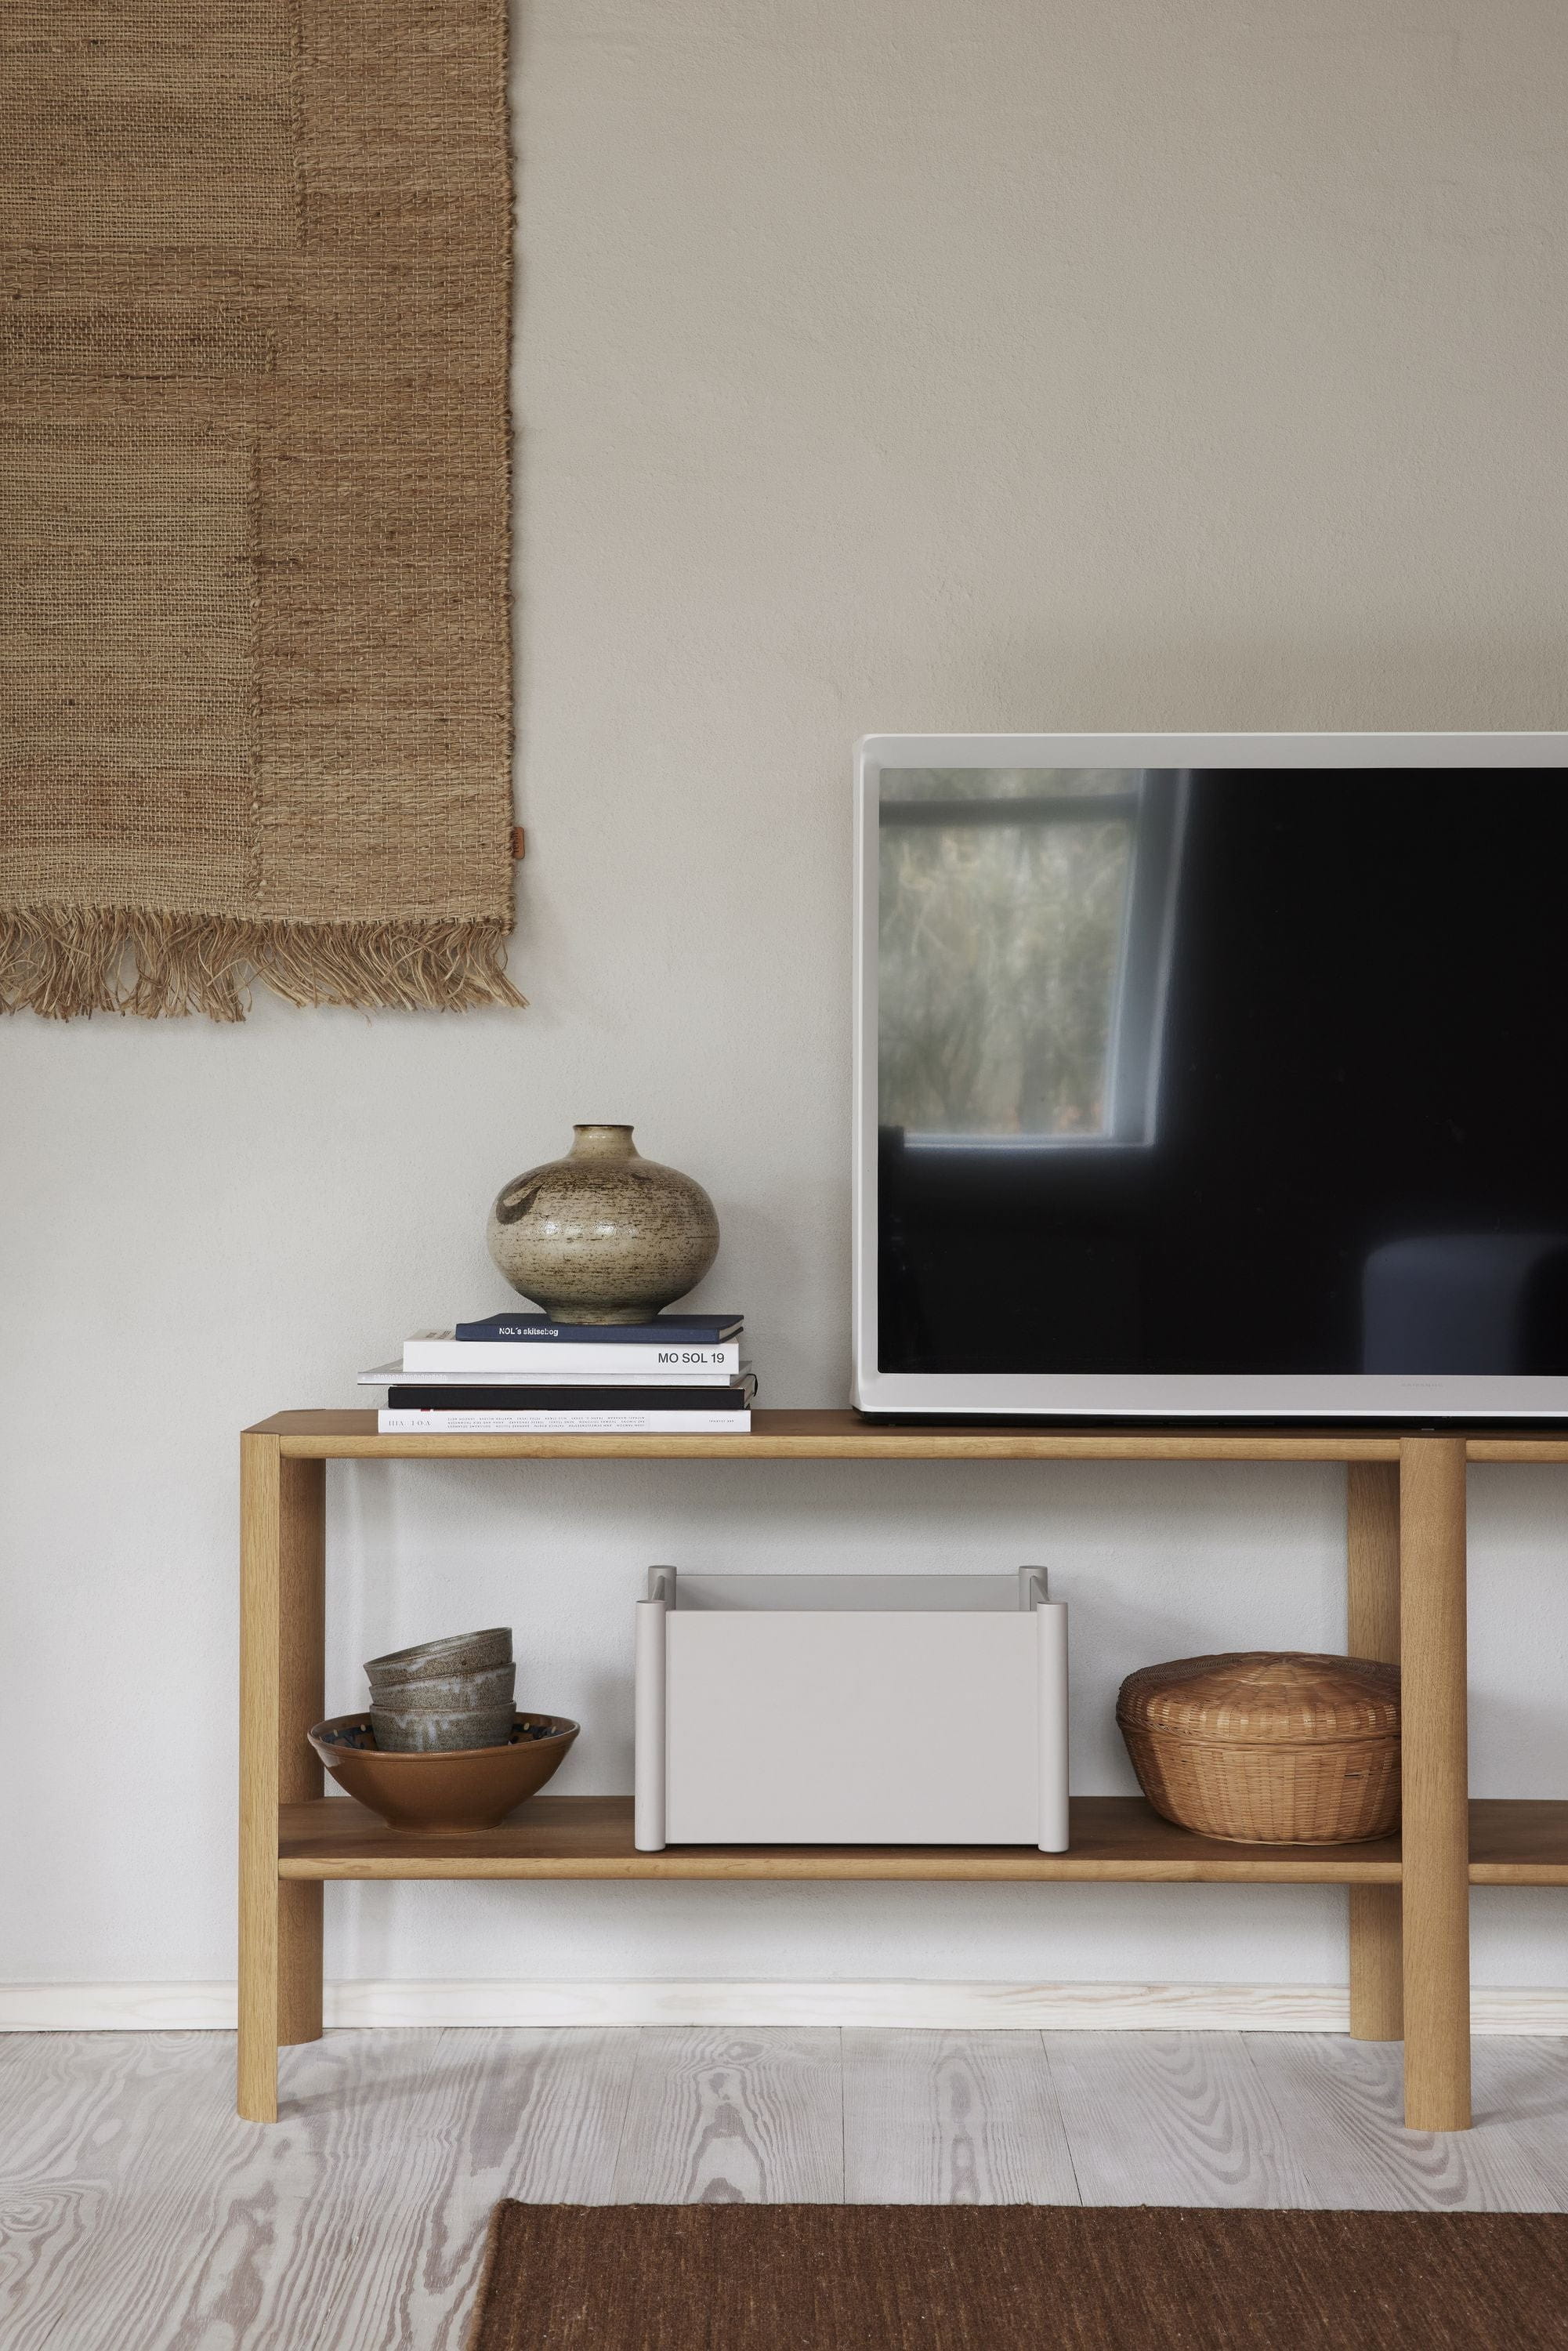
(276, 1795), (1568, 1883)
(1468, 1801), (1568, 1884)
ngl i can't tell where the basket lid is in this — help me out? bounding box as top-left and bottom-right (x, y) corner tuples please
(1116, 1651), (1400, 1744)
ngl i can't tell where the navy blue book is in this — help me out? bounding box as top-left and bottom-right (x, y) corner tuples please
(454, 1312), (743, 1343)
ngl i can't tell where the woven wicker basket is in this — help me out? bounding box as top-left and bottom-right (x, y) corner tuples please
(1117, 1651), (1401, 1845)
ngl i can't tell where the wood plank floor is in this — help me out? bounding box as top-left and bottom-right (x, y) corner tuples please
(5, 2027), (1568, 2350)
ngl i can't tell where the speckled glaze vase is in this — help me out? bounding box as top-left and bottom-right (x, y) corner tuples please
(486, 1125), (720, 1324)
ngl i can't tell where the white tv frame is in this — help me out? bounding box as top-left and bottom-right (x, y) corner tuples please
(853, 731), (1568, 1422)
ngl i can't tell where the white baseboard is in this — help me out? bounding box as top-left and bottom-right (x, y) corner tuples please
(4, 1977), (1568, 2034)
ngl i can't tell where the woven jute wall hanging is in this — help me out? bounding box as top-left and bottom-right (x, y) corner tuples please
(0, 0), (521, 1019)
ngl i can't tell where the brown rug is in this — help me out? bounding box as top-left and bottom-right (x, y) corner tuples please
(0, 0), (520, 1019)
(468, 2203), (1567, 2350)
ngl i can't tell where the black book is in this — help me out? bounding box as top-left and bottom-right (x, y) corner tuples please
(387, 1382), (751, 1412)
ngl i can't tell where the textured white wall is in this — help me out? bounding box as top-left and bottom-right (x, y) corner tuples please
(4, 0), (1568, 1997)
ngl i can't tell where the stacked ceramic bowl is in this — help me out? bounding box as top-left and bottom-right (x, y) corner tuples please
(365, 1627), (516, 1752)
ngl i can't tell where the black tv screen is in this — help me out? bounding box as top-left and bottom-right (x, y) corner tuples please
(854, 740), (1568, 1419)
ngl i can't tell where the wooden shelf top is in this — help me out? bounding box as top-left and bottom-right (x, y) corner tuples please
(275, 1794), (1568, 1883)
(244, 1407), (1568, 1462)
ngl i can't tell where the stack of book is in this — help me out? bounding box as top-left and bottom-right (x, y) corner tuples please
(361, 1311), (752, 1433)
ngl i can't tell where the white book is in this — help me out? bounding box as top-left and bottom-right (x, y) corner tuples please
(400, 1335), (741, 1376)
(378, 1409), (752, 1434)
(361, 1359), (751, 1388)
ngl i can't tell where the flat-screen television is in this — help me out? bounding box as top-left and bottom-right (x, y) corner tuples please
(853, 733), (1568, 1421)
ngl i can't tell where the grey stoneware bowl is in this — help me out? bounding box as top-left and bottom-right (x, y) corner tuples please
(365, 1628), (512, 1690)
(368, 1662), (516, 1715)
(368, 1700), (518, 1754)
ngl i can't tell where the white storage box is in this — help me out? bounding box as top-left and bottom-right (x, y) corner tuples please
(634, 1568), (1068, 1851)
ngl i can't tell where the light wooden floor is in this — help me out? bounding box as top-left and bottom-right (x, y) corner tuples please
(5, 2028), (1568, 2349)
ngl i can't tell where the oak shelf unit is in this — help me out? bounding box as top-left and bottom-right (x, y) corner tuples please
(240, 1409), (1564, 2132)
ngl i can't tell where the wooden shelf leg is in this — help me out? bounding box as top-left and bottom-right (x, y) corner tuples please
(239, 1440), (326, 2121)
(1399, 1437), (1471, 2131)
(1347, 1462), (1403, 2039)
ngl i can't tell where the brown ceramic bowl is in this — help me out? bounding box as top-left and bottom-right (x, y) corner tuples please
(308, 1712), (578, 1832)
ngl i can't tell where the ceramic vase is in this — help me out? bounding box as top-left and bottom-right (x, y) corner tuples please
(486, 1124), (720, 1324)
